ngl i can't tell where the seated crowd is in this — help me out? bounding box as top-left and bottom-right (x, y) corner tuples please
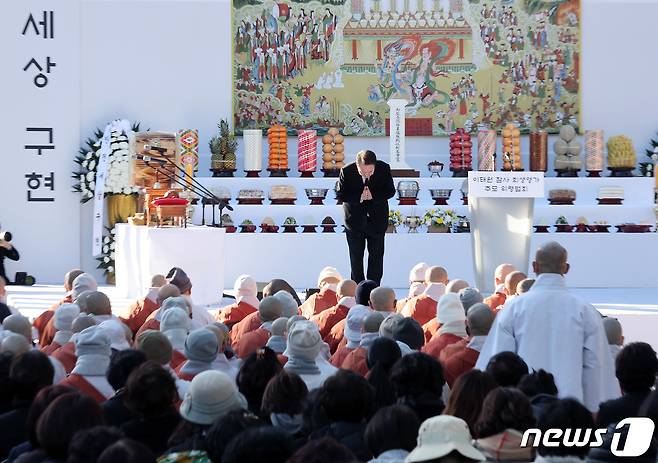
(0, 242), (657, 463)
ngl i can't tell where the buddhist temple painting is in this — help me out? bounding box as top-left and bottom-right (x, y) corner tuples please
(232, 0), (581, 136)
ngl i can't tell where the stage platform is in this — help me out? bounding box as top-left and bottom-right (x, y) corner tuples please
(6, 284), (658, 353)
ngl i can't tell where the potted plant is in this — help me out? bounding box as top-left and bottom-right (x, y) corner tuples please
(239, 219), (256, 233)
(283, 217), (297, 233)
(209, 120), (238, 177)
(388, 210), (403, 233)
(554, 215), (572, 233)
(423, 208), (458, 233)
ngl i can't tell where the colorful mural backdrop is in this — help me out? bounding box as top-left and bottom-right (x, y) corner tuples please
(233, 0), (581, 136)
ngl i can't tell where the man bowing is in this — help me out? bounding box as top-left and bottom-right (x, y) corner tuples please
(336, 150), (395, 284)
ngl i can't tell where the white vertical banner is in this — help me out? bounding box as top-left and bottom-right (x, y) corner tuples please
(91, 119), (132, 256)
(0, 1), (80, 283)
(387, 98), (409, 169)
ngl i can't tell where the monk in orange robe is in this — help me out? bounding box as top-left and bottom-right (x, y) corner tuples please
(330, 304), (371, 367)
(39, 271), (96, 347)
(120, 274), (166, 334)
(233, 296), (283, 359)
(311, 279), (356, 339)
(40, 303), (79, 355)
(340, 312), (384, 376)
(423, 293), (467, 360)
(299, 266), (342, 318)
(59, 325), (114, 403)
(395, 262), (429, 312)
(134, 284), (183, 338)
(33, 269), (83, 346)
(440, 303), (494, 388)
(175, 328), (219, 381)
(50, 314), (97, 373)
(483, 263), (516, 311)
(400, 266), (448, 326)
(216, 274), (260, 328)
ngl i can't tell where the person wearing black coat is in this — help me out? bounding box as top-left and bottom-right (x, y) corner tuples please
(336, 150), (395, 285)
(0, 237), (19, 284)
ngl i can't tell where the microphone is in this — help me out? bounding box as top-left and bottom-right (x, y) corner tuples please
(134, 153), (166, 165)
(143, 144), (168, 154)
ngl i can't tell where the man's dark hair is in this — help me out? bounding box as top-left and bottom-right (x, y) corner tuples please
(107, 349), (147, 391)
(615, 342), (658, 393)
(123, 361), (177, 418)
(474, 387), (536, 439)
(485, 351), (529, 387)
(356, 150), (377, 165)
(318, 369), (374, 423)
(261, 370), (308, 416)
(205, 409), (264, 462)
(10, 350), (54, 401)
(68, 425), (124, 463)
(537, 398), (594, 458)
(288, 437), (356, 463)
(221, 426), (294, 463)
(37, 393), (104, 460)
(364, 405), (420, 456)
(518, 369), (559, 398)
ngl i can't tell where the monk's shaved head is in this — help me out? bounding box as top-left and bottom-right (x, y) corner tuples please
(467, 303), (495, 336)
(494, 264), (516, 286)
(71, 314), (97, 333)
(426, 266), (449, 284)
(85, 291), (111, 316)
(505, 271), (527, 295)
(603, 317), (623, 346)
(64, 269), (84, 292)
(446, 279), (470, 294)
(156, 284), (181, 305)
(369, 287), (396, 312)
(533, 242), (569, 275)
(363, 311), (385, 333)
(337, 280), (357, 299)
(151, 274), (166, 288)
(517, 278), (534, 294)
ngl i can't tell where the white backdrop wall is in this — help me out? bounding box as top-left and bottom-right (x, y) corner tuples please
(2, 0), (658, 284)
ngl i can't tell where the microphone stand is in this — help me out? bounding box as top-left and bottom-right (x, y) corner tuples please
(142, 159), (232, 227)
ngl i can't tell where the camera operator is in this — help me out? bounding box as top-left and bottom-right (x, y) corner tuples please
(0, 232), (19, 284)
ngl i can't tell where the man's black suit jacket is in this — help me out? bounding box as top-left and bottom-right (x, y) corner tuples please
(336, 160), (395, 234)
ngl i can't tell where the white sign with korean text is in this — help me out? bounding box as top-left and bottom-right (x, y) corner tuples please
(468, 171), (545, 198)
(0, 0), (80, 283)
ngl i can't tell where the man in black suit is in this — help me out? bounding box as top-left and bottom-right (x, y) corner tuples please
(336, 150), (395, 284)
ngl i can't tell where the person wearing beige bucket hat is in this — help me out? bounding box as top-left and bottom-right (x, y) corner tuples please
(405, 415), (485, 463)
(158, 371), (249, 461)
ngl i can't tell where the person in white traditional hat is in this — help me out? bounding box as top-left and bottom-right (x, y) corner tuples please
(233, 296), (283, 360)
(217, 275), (260, 328)
(42, 303), (80, 354)
(34, 269), (83, 347)
(423, 293), (467, 360)
(401, 266), (449, 327)
(160, 307), (190, 369)
(329, 304), (371, 367)
(284, 320), (337, 390)
(120, 274), (167, 335)
(60, 325), (114, 403)
(299, 266), (342, 318)
(176, 328), (219, 381)
(99, 319), (132, 352)
(406, 415), (485, 462)
(395, 262), (429, 312)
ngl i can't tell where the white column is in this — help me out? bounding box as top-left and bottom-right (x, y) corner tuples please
(387, 98), (411, 169)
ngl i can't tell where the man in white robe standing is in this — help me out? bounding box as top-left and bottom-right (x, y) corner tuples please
(475, 242), (619, 411)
